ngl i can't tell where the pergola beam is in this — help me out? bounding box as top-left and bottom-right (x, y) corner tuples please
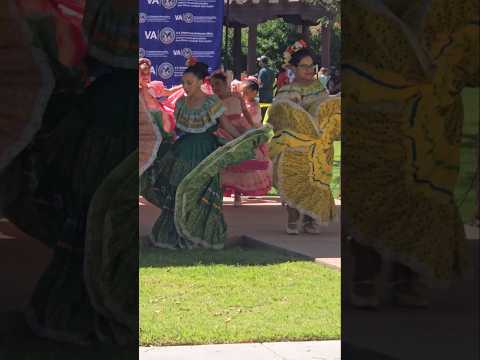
(224, 0), (331, 27)
(224, 0), (336, 75)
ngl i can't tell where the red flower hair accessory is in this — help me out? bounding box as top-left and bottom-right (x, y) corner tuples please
(245, 76), (258, 84)
(283, 39), (308, 64)
(185, 55), (198, 67)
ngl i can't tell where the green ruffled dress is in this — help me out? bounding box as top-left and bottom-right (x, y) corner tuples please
(1, 0), (139, 345)
(142, 95), (274, 249)
(142, 95), (225, 249)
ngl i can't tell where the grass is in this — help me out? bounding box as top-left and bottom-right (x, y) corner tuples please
(139, 247), (340, 346)
(455, 88), (479, 223)
(332, 141), (341, 199)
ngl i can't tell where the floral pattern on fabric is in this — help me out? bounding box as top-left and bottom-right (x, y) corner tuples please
(174, 95), (225, 133)
(268, 90), (341, 224)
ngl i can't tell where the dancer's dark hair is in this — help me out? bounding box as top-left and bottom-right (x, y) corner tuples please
(289, 48), (316, 67)
(211, 72), (227, 82)
(184, 62), (209, 80)
(243, 80), (259, 92)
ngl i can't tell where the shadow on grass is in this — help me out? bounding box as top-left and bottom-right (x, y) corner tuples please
(139, 244), (307, 268)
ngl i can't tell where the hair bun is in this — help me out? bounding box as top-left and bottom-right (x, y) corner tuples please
(184, 61), (209, 80)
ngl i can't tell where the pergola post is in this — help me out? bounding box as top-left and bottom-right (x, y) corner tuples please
(232, 25), (242, 79)
(302, 24), (310, 43)
(247, 24), (257, 75)
(321, 21), (332, 68)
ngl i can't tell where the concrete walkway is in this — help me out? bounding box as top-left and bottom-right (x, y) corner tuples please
(140, 341), (340, 360)
(224, 196), (341, 269)
(341, 223), (479, 360)
(140, 196), (341, 269)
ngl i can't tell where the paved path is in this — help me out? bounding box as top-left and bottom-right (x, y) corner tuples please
(224, 197), (341, 268)
(342, 233), (479, 360)
(140, 341), (340, 360)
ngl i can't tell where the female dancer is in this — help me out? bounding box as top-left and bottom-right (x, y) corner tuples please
(142, 59), (272, 248)
(268, 42), (341, 235)
(342, 0), (477, 308)
(139, 58), (182, 98)
(211, 73), (272, 206)
(139, 57), (181, 134)
(2, 0), (139, 346)
(139, 92), (162, 177)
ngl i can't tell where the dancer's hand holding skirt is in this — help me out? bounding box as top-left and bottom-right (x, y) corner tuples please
(175, 126), (274, 248)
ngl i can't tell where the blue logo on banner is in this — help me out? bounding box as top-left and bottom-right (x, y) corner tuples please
(140, 0), (224, 87)
(158, 63), (175, 79)
(160, 27), (176, 44)
(162, 0), (177, 9)
(183, 13), (194, 23)
(173, 48), (193, 58)
(139, 48), (146, 58)
(182, 48), (193, 58)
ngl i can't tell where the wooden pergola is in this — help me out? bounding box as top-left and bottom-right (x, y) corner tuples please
(223, 0), (335, 77)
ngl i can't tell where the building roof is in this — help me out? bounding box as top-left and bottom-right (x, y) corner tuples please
(224, 0), (332, 26)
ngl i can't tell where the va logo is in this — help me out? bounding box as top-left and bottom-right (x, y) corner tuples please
(158, 63), (174, 79)
(139, 13), (147, 24)
(181, 48), (193, 58)
(162, 0), (177, 9)
(183, 13), (194, 23)
(139, 48), (146, 58)
(172, 48), (192, 58)
(144, 30), (157, 40)
(160, 27), (175, 44)
(147, 0), (160, 4)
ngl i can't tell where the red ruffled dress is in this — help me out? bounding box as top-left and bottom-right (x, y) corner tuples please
(216, 97), (272, 196)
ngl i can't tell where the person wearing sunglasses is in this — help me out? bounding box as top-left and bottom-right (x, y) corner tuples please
(267, 42), (341, 235)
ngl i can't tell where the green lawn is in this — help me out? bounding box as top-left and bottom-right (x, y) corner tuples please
(332, 141), (341, 199)
(455, 88), (479, 222)
(139, 247), (340, 346)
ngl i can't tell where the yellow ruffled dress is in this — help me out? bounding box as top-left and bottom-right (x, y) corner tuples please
(267, 81), (341, 224)
(342, 0), (479, 285)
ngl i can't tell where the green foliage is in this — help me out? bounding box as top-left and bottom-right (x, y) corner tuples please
(256, 20), (300, 71)
(222, 18), (341, 75)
